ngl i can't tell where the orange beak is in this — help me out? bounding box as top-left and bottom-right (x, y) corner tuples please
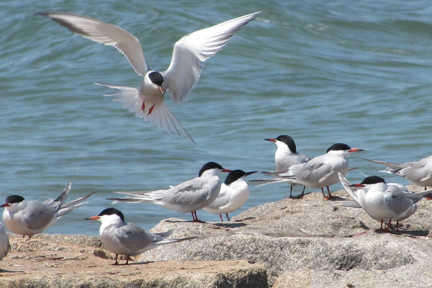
(84, 216), (100, 220)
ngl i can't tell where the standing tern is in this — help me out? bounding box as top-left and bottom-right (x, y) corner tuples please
(363, 155), (432, 190)
(37, 11), (260, 143)
(107, 162), (230, 222)
(265, 135), (310, 198)
(1, 182), (95, 238)
(85, 207), (196, 265)
(338, 173), (432, 232)
(251, 143), (364, 199)
(0, 222), (10, 262)
(203, 169), (256, 221)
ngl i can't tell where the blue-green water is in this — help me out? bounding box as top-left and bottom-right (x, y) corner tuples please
(1, 0), (432, 235)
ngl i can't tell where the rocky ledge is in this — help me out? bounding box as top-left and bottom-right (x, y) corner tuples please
(1, 186), (432, 288)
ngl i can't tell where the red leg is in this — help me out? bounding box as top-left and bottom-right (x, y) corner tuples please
(125, 255), (130, 265)
(148, 104), (155, 115)
(141, 102), (145, 111)
(327, 187), (333, 199)
(320, 187), (326, 198)
(219, 214), (224, 222)
(114, 254), (119, 265)
(226, 213), (230, 221)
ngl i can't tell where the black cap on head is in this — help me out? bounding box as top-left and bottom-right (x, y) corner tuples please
(224, 170), (247, 185)
(149, 71), (164, 87)
(5, 195), (25, 204)
(361, 176), (386, 185)
(326, 143), (351, 153)
(276, 135), (297, 153)
(98, 207), (125, 222)
(199, 162), (224, 176)
(224, 170), (257, 185)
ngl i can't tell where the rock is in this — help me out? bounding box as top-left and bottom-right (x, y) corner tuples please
(0, 234), (268, 288)
(1, 187), (432, 287)
(142, 188), (432, 287)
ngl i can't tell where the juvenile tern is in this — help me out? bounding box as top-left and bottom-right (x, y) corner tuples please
(363, 155), (432, 190)
(339, 173), (432, 231)
(203, 169), (256, 221)
(265, 135), (310, 198)
(251, 143), (364, 199)
(1, 182), (95, 238)
(107, 162), (230, 222)
(37, 11), (260, 143)
(85, 207), (195, 265)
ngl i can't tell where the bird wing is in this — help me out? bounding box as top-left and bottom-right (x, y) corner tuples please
(160, 177), (212, 208)
(205, 184), (231, 209)
(163, 12), (260, 103)
(24, 201), (56, 230)
(383, 186), (413, 216)
(38, 11), (148, 76)
(338, 173), (361, 205)
(362, 158), (408, 173)
(116, 223), (153, 254)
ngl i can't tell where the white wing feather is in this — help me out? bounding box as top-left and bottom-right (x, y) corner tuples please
(38, 11), (148, 76)
(163, 11), (260, 103)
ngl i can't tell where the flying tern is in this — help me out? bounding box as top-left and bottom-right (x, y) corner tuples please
(37, 11), (260, 143)
(1, 182), (95, 238)
(107, 162), (230, 222)
(203, 169), (256, 221)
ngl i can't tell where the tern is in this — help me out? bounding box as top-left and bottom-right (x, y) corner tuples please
(37, 11), (260, 143)
(107, 162), (230, 222)
(1, 182), (95, 238)
(203, 169), (256, 221)
(339, 173), (432, 231)
(363, 155), (432, 190)
(0, 222), (10, 262)
(265, 135), (310, 198)
(251, 143), (364, 199)
(85, 207), (196, 265)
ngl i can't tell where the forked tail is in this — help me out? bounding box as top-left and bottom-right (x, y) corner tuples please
(95, 83), (196, 144)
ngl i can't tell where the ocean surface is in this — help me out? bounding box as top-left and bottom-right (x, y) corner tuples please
(1, 0), (432, 236)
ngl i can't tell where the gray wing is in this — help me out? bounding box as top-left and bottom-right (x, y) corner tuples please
(403, 156), (432, 183)
(163, 12), (260, 103)
(384, 186), (413, 215)
(116, 223), (153, 253)
(0, 223), (10, 260)
(38, 11), (147, 76)
(295, 159), (329, 183)
(110, 177), (212, 210)
(297, 153), (311, 164)
(362, 158), (408, 173)
(24, 201), (56, 230)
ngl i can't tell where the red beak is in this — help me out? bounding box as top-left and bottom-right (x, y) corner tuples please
(222, 169), (231, 173)
(158, 86), (164, 95)
(349, 183), (364, 188)
(0, 203), (9, 208)
(84, 216), (100, 220)
(264, 138), (276, 143)
(348, 148), (364, 153)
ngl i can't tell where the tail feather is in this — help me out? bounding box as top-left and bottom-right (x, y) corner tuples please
(154, 236), (197, 246)
(61, 191), (97, 209)
(58, 201), (88, 217)
(95, 82), (196, 144)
